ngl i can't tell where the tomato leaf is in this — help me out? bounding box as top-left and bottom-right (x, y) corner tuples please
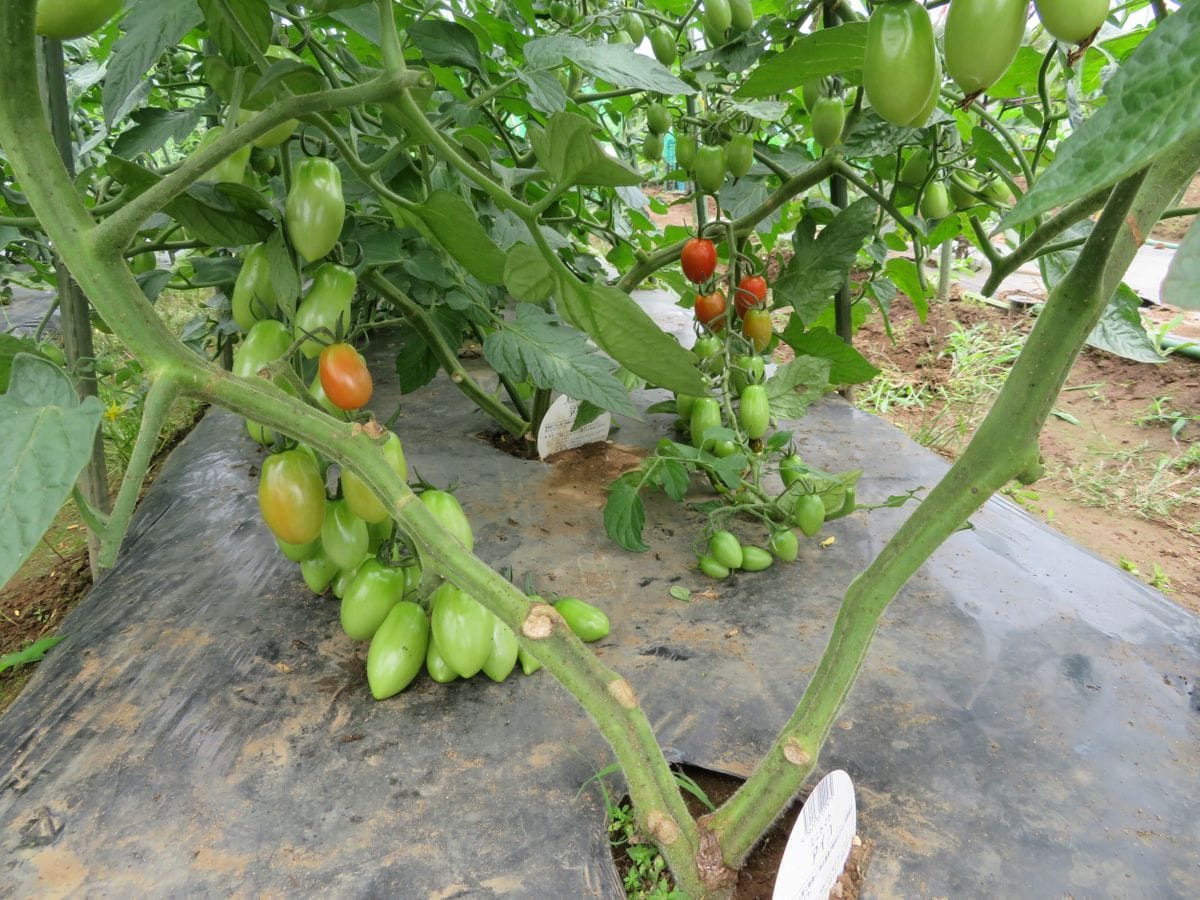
(603, 472), (649, 553)
(773, 199), (877, 325)
(525, 36), (694, 96)
(1086, 284), (1164, 364)
(103, 0), (203, 125)
(764, 356), (832, 420)
(778, 324), (880, 385)
(1004, 1), (1200, 226)
(556, 280), (708, 398)
(0, 356), (103, 590)
(529, 113), (643, 188)
(198, 0), (272, 68)
(167, 183), (276, 247)
(407, 20), (484, 76)
(112, 108), (202, 160)
(411, 191), (508, 285)
(504, 244), (556, 302)
(840, 110), (929, 158)
(735, 23), (868, 98)
(515, 69), (568, 115)
(266, 230), (301, 320)
(1161, 221), (1200, 310)
(883, 258), (932, 323)
(483, 304), (638, 418)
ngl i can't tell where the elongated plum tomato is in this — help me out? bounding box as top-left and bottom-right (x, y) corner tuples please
(341, 433), (408, 524)
(944, 0), (1027, 94)
(735, 275), (768, 318)
(741, 307), (772, 353)
(1035, 0), (1109, 44)
(258, 449), (327, 546)
(319, 343), (373, 411)
(285, 157), (345, 262)
(681, 238), (718, 284)
(863, 0), (939, 127)
(367, 602), (429, 699)
(695, 291), (727, 333)
(36, 0), (122, 39)
(811, 96), (846, 149)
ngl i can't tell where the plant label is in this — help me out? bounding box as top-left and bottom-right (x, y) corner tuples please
(536, 394), (612, 460)
(772, 769), (856, 900)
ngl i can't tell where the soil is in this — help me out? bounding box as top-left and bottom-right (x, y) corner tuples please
(850, 295), (1200, 613)
(613, 766), (870, 899)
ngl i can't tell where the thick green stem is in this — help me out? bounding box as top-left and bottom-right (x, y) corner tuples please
(707, 141), (1200, 864)
(363, 271), (529, 437)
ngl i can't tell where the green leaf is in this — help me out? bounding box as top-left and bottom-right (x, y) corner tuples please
(407, 20), (484, 76)
(1086, 283), (1163, 364)
(778, 325), (880, 385)
(393, 326), (442, 394)
(840, 110), (927, 158)
(167, 183), (276, 247)
(1, 356), (104, 590)
(658, 459), (690, 501)
(668, 586), (692, 602)
(112, 107), (202, 159)
(1004, 2), (1200, 226)
(242, 59), (324, 108)
(734, 23), (868, 98)
(883, 258), (932, 322)
(765, 356), (833, 420)
(483, 304), (638, 417)
(515, 69), (568, 115)
(557, 280), (708, 398)
(972, 126), (1019, 175)
(0, 335), (43, 393)
(986, 46), (1047, 101)
(103, 0), (204, 125)
(0, 636), (65, 675)
(197, 0), (271, 68)
(504, 244), (556, 301)
(773, 199), (877, 325)
(412, 190), (508, 284)
(266, 230), (301, 319)
(1161, 220), (1200, 310)
(525, 36), (694, 96)
(530, 113), (643, 188)
(604, 472), (649, 552)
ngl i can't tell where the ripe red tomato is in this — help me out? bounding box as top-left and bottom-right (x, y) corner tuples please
(694, 291), (727, 332)
(741, 307), (772, 352)
(681, 238), (718, 284)
(319, 342), (373, 411)
(735, 274), (768, 318)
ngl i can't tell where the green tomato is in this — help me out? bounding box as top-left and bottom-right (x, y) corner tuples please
(899, 148), (930, 186)
(811, 97), (845, 150)
(647, 103), (671, 135)
(611, 29), (633, 44)
(740, 546), (774, 572)
(863, 0), (939, 127)
(644, 132), (664, 162)
(675, 135), (697, 170)
(286, 157), (345, 262)
(726, 134), (754, 178)
(518, 647), (543, 676)
(258, 449), (326, 546)
(341, 433), (408, 524)
(692, 334), (723, 360)
(920, 181), (952, 219)
(708, 530), (744, 570)
(676, 393), (698, 419)
(698, 555), (730, 579)
(712, 439), (739, 459)
(430, 583), (495, 678)
(277, 536), (320, 563)
(731, 355), (766, 395)
(481, 618), (520, 682)
(690, 397), (722, 451)
(331, 559), (366, 600)
(236, 107), (298, 150)
(793, 493), (825, 537)
(300, 546), (340, 594)
(649, 25), (677, 66)
(1035, 0), (1108, 45)
(321, 498), (370, 571)
(702, 0), (732, 36)
(194, 126), (251, 186)
(738, 384), (770, 440)
(36, 0), (122, 39)
(768, 528), (800, 562)
(693, 145), (727, 195)
(294, 262), (356, 358)
(945, 0), (1027, 94)
(341, 559), (405, 641)
(231, 243), (279, 332)
(420, 489), (474, 551)
(129, 250), (156, 274)
(950, 172), (983, 210)
(779, 452), (806, 488)
(366, 601), (429, 699)
(367, 515), (394, 553)
(729, 0), (754, 31)
(425, 633), (459, 683)
(620, 12), (646, 45)
(554, 597), (611, 642)
(802, 80), (823, 114)
(983, 178), (1015, 205)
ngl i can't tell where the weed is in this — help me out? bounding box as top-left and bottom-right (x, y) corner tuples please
(1135, 396), (1198, 441)
(1059, 444), (1200, 533)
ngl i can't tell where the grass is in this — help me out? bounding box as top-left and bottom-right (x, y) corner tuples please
(1055, 444), (1200, 534)
(857, 320), (1025, 454)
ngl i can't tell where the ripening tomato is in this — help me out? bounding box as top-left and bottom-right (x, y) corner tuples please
(258, 449), (327, 546)
(695, 291), (727, 332)
(741, 307), (772, 352)
(681, 237), (718, 283)
(319, 342), (373, 411)
(735, 274), (768, 318)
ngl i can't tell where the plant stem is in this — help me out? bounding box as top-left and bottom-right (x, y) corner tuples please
(706, 140), (1200, 865)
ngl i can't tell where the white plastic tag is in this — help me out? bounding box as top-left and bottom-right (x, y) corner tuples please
(536, 394), (612, 460)
(772, 769), (857, 900)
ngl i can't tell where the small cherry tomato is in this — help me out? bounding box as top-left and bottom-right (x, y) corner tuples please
(735, 274), (768, 318)
(319, 342), (373, 411)
(741, 307), (772, 352)
(681, 237), (718, 284)
(695, 291), (727, 332)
